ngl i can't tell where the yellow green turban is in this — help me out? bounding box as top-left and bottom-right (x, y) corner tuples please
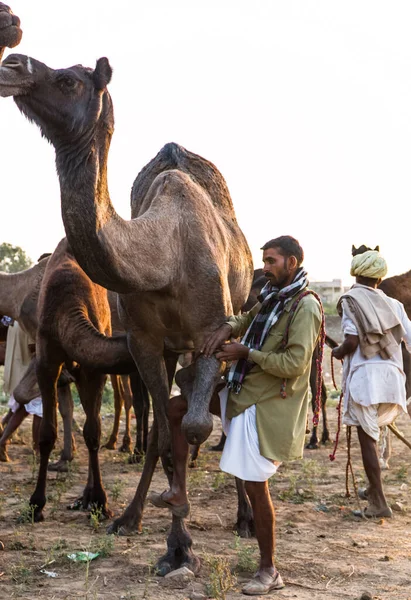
(350, 250), (387, 279)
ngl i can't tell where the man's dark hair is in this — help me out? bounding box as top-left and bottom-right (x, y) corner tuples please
(261, 235), (304, 266)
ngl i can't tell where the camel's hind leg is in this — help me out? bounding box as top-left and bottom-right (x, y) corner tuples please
(29, 348), (63, 522)
(48, 384), (75, 472)
(119, 375), (132, 453)
(129, 370), (150, 463)
(75, 368), (112, 517)
(108, 351), (177, 536)
(102, 374), (123, 450)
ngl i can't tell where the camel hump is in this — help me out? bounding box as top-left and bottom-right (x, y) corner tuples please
(131, 142), (236, 218)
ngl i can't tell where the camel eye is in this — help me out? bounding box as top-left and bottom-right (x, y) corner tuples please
(56, 76), (78, 92)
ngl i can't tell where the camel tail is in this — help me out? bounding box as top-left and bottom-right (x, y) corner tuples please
(62, 318), (135, 375)
(131, 142), (236, 216)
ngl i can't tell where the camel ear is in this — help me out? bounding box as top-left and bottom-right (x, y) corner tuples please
(93, 57), (112, 91)
(351, 244), (357, 255)
(374, 245), (380, 252)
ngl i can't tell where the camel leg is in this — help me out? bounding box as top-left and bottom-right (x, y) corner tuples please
(103, 374), (123, 450)
(29, 353), (63, 522)
(48, 384), (75, 472)
(107, 351), (177, 535)
(189, 443), (200, 468)
(129, 370), (150, 463)
(155, 394), (200, 575)
(211, 431), (227, 452)
(75, 368), (111, 517)
(119, 375), (132, 453)
(0, 405), (28, 462)
(235, 477), (255, 538)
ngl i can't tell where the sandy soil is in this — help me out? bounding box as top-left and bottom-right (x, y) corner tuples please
(1, 346), (411, 600)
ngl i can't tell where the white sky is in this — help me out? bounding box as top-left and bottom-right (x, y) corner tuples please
(1, 1), (410, 285)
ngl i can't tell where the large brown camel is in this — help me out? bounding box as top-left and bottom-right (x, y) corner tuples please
(0, 54), (253, 573)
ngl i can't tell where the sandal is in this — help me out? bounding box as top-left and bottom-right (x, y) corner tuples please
(148, 490), (190, 518)
(242, 570), (285, 595)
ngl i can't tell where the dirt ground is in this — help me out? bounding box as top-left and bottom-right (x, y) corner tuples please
(1, 345), (411, 600)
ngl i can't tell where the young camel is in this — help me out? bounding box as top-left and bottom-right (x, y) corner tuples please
(28, 237), (136, 517)
(0, 54), (253, 573)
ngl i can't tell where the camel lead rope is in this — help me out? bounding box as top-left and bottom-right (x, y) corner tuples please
(329, 355), (343, 462)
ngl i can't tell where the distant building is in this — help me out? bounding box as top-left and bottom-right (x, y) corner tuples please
(310, 279), (350, 305)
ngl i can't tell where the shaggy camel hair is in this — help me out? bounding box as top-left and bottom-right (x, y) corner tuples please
(0, 54), (253, 574)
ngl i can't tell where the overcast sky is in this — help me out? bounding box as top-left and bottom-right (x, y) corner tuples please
(1, 1), (410, 284)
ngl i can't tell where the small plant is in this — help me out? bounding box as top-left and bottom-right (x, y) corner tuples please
(89, 504), (103, 531)
(203, 552), (237, 600)
(110, 477), (125, 502)
(396, 465), (408, 481)
(92, 534), (115, 557)
(231, 532), (258, 573)
(212, 471), (228, 491)
(10, 561), (32, 584)
(18, 501), (37, 525)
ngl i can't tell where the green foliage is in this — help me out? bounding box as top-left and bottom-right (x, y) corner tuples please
(0, 242), (33, 273)
(203, 552), (237, 600)
(231, 532), (258, 573)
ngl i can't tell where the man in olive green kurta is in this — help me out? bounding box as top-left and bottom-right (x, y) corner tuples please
(204, 235), (322, 595)
(224, 291), (321, 463)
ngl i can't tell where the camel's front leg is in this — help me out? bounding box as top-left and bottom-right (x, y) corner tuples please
(29, 353), (63, 522)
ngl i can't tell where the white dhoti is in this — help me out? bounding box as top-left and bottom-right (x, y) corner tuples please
(219, 388), (280, 482)
(8, 394), (43, 418)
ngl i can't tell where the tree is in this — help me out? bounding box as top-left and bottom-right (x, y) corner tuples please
(0, 242), (33, 273)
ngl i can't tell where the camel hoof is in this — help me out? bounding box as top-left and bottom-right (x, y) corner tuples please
(236, 518), (256, 539)
(189, 460), (197, 469)
(0, 446), (10, 462)
(119, 444), (132, 453)
(102, 439), (116, 450)
(48, 459), (70, 472)
(156, 553), (201, 577)
(128, 451), (144, 465)
(305, 442), (319, 450)
(107, 518), (141, 536)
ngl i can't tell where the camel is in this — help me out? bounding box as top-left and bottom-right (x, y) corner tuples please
(23, 237), (138, 516)
(0, 54), (253, 573)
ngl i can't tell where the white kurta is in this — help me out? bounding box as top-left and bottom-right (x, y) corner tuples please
(219, 388), (280, 482)
(342, 289), (411, 440)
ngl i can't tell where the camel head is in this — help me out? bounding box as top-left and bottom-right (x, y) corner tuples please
(0, 54), (114, 148)
(352, 244), (380, 257)
(0, 4), (22, 60)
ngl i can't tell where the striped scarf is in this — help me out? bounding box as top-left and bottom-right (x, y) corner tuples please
(226, 268), (309, 394)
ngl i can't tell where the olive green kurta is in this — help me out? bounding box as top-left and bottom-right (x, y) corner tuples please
(226, 292), (322, 462)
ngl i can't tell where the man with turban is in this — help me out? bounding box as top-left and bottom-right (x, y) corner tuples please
(332, 247), (411, 518)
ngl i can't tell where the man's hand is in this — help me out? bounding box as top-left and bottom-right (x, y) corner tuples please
(201, 323), (233, 357)
(0, 3), (22, 60)
(215, 341), (250, 362)
(332, 335), (359, 361)
(331, 346), (345, 361)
